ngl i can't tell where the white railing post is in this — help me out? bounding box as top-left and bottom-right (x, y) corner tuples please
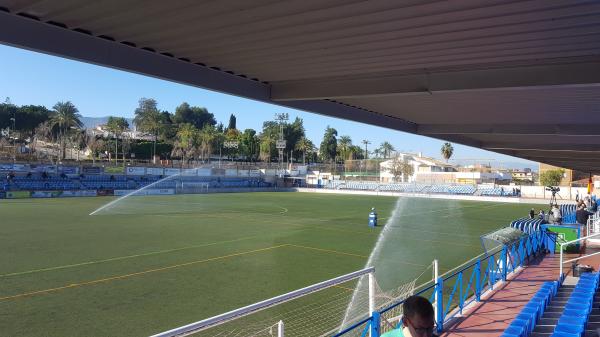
(150, 267), (375, 337)
(559, 245), (564, 277)
(558, 232), (600, 279)
(277, 320), (284, 337)
(368, 272), (376, 337)
(368, 272), (375, 315)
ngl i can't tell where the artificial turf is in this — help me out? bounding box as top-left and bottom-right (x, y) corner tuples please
(0, 192), (539, 336)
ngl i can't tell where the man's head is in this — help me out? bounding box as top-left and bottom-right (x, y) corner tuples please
(402, 295), (435, 337)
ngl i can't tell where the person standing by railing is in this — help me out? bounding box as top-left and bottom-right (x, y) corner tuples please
(576, 203), (593, 226)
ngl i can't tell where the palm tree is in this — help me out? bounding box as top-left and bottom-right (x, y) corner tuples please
(379, 141), (395, 159)
(441, 142), (454, 162)
(372, 148), (382, 159)
(172, 123), (198, 167)
(133, 99), (162, 163)
(105, 117), (129, 165)
(259, 134), (274, 162)
(338, 135), (352, 161)
(295, 137), (314, 164)
(198, 124), (216, 162)
(68, 129), (86, 161)
(50, 101), (83, 159)
(86, 134), (104, 165)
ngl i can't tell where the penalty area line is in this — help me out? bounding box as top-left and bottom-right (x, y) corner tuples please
(0, 235), (261, 279)
(286, 244), (429, 268)
(0, 244), (288, 302)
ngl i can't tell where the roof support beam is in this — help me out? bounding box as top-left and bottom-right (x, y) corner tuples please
(418, 124), (600, 136)
(485, 143), (600, 152)
(0, 11), (418, 133)
(0, 11), (271, 101)
(271, 58), (600, 101)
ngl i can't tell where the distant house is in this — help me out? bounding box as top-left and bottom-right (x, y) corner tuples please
(511, 168), (536, 184)
(380, 153), (457, 183)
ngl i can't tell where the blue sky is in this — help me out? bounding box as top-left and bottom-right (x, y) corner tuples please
(0, 44), (535, 168)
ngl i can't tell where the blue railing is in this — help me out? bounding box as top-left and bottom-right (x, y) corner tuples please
(335, 230), (548, 337)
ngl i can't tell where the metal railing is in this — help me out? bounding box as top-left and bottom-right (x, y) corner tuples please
(559, 229), (600, 277)
(149, 267), (375, 337)
(336, 230), (547, 337)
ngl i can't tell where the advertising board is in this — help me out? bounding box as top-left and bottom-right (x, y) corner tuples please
(126, 167), (146, 175)
(96, 189), (115, 196)
(6, 191), (31, 199)
(82, 166), (103, 174)
(197, 168), (212, 176)
(31, 191), (62, 198)
(58, 166), (78, 174)
(146, 167), (164, 176)
(164, 168), (180, 176)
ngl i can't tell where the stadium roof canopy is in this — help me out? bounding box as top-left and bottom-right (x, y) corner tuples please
(1, 1), (600, 172)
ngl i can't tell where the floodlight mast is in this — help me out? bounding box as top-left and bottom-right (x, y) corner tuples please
(274, 113), (288, 171)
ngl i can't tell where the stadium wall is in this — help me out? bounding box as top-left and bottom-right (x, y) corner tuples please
(297, 188), (522, 203)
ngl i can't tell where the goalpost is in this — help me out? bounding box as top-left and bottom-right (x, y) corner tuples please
(176, 181), (210, 194)
(149, 267), (375, 337)
(148, 263), (429, 337)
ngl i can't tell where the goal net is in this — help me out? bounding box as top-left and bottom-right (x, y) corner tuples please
(176, 181), (210, 194)
(150, 266), (426, 337)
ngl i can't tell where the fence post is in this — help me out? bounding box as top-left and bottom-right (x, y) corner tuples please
(475, 259), (481, 302)
(433, 259), (439, 320)
(370, 312), (380, 337)
(489, 255), (495, 289)
(502, 246), (507, 282)
(277, 320), (284, 337)
(458, 272), (463, 314)
(368, 272), (375, 316)
(436, 277), (444, 334)
(559, 243), (564, 278)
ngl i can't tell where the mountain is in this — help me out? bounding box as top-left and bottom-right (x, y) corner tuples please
(81, 116), (135, 129)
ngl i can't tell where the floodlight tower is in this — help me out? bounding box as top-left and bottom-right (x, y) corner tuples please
(274, 113), (288, 171)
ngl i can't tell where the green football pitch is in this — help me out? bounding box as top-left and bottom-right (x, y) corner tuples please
(0, 192), (538, 336)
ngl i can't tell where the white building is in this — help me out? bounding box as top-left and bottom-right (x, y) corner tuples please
(379, 153), (457, 183)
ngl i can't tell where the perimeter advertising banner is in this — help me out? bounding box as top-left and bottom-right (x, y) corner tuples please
(96, 189), (115, 196)
(104, 166), (124, 174)
(31, 164), (56, 173)
(126, 167), (146, 175)
(58, 166), (79, 174)
(0, 192), (5, 199)
(164, 168), (181, 176)
(146, 167), (164, 176)
(114, 190), (134, 196)
(114, 189), (174, 196)
(197, 168), (211, 176)
(182, 168), (198, 176)
(31, 191), (62, 198)
(0, 164), (30, 172)
(82, 166), (103, 174)
(60, 190), (98, 197)
(6, 191), (31, 199)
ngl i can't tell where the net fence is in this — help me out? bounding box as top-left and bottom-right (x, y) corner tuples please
(154, 266), (427, 337)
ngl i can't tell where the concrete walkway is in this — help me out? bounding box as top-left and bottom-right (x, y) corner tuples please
(440, 254), (562, 337)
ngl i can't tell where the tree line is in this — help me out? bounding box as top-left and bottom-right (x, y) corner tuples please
(0, 97), (454, 165)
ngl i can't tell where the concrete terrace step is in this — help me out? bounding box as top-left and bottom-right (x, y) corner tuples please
(532, 330), (600, 337)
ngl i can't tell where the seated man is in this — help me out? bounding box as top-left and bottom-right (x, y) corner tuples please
(381, 295), (437, 337)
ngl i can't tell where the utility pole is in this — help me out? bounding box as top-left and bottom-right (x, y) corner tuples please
(274, 113), (288, 173)
(6, 97), (16, 163)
